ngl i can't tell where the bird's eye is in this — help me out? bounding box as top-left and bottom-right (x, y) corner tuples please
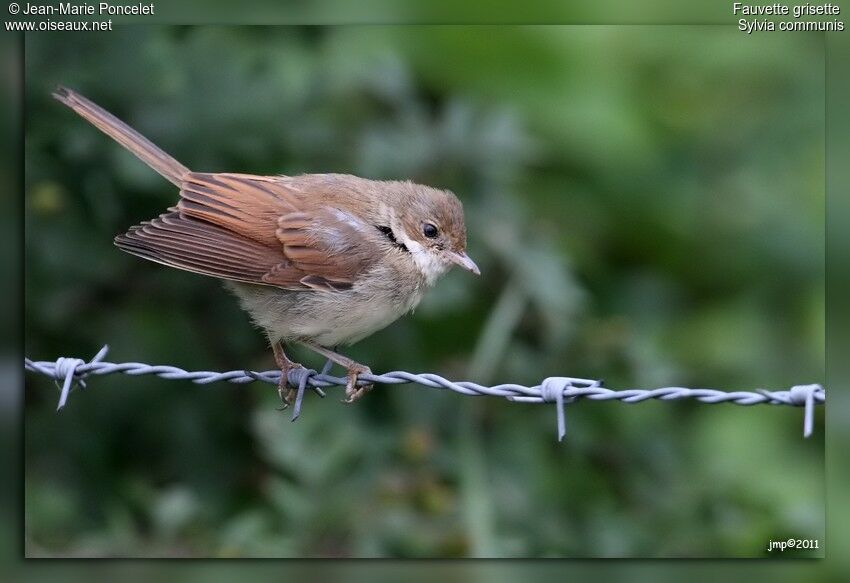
(423, 223), (439, 238)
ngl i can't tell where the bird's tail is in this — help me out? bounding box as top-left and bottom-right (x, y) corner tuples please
(52, 86), (190, 187)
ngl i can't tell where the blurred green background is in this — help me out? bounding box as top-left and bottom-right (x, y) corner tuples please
(24, 26), (824, 558)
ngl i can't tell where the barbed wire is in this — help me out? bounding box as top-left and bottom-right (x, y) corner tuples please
(25, 345), (825, 442)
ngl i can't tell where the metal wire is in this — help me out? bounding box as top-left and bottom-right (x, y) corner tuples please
(25, 345), (825, 442)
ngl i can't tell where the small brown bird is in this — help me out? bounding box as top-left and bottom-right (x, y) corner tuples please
(54, 87), (479, 404)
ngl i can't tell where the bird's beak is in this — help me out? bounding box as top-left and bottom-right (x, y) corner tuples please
(446, 251), (480, 276)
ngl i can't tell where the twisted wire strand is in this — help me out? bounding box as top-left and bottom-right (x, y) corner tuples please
(25, 345), (825, 442)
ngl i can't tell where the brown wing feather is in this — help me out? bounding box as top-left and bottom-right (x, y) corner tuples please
(115, 209), (280, 283)
(178, 173), (296, 247)
(115, 173), (381, 291)
(262, 208), (378, 290)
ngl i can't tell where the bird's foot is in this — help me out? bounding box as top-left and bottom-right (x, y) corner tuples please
(342, 363), (373, 404)
(295, 340), (375, 404)
(273, 343), (304, 410)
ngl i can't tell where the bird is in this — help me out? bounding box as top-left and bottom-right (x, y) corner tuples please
(53, 86), (480, 405)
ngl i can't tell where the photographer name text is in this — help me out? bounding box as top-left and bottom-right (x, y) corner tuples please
(16, 2), (154, 16)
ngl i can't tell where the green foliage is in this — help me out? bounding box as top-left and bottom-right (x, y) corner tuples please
(25, 26), (823, 557)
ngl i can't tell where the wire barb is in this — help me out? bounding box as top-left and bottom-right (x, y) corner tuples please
(38, 345), (111, 411)
(24, 347), (826, 442)
(287, 367), (321, 422)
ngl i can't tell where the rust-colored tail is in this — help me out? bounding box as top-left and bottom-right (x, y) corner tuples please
(53, 86), (189, 187)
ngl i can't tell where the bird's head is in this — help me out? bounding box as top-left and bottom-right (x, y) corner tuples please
(386, 182), (480, 284)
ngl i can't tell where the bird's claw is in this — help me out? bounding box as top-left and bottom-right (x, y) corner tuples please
(342, 364), (373, 404)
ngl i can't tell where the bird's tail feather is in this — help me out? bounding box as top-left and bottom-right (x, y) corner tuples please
(52, 86), (189, 187)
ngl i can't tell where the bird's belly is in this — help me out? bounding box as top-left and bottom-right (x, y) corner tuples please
(293, 293), (411, 346)
(226, 278), (424, 348)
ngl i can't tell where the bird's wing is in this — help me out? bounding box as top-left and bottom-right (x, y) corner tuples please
(115, 173), (381, 291)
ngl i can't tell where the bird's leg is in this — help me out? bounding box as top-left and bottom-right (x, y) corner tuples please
(272, 342), (304, 408)
(298, 341), (373, 403)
